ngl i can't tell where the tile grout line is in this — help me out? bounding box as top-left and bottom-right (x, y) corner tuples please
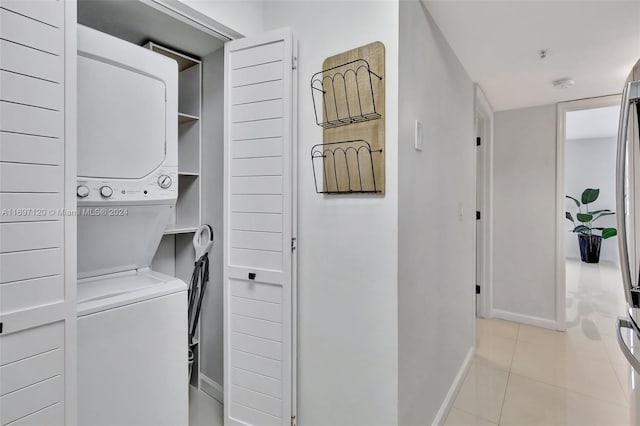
(478, 314), (629, 423)
(507, 355), (629, 406)
(513, 318), (630, 405)
(496, 371), (511, 426)
(509, 325), (519, 370)
(601, 341), (631, 404)
(596, 330), (629, 393)
(450, 405), (498, 425)
(507, 370), (629, 409)
(496, 324), (518, 426)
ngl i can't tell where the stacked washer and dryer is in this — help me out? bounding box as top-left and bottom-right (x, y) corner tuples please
(75, 25), (188, 425)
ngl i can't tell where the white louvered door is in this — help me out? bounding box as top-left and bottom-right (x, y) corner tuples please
(223, 28), (296, 426)
(0, 1), (76, 425)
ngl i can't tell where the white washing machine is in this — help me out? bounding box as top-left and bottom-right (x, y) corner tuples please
(77, 270), (187, 426)
(76, 25), (187, 426)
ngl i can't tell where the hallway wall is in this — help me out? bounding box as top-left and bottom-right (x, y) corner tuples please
(398, 1), (476, 424)
(493, 104), (558, 326)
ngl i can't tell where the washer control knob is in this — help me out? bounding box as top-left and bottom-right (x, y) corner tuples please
(158, 174), (172, 189)
(100, 185), (113, 198)
(77, 185), (90, 198)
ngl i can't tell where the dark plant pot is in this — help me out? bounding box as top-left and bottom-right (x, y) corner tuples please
(578, 234), (602, 263)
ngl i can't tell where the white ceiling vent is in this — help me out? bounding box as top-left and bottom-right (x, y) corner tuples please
(553, 78), (575, 89)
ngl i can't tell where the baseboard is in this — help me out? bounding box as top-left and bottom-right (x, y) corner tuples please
(492, 309), (559, 330)
(199, 374), (223, 403)
(431, 346), (474, 426)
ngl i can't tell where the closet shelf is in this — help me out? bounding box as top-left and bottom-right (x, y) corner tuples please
(311, 139), (383, 194)
(178, 112), (200, 124)
(146, 42), (200, 72)
(311, 59), (383, 128)
(164, 224), (198, 235)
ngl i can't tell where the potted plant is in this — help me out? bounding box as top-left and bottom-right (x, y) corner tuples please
(566, 188), (618, 263)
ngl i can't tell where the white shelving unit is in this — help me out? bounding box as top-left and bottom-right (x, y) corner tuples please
(146, 42), (202, 249)
(147, 42), (203, 386)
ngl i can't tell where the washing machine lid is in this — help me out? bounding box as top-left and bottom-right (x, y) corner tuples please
(77, 269), (186, 317)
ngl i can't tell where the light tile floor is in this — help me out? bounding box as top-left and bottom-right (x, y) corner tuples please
(189, 385), (223, 426)
(445, 259), (632, 426)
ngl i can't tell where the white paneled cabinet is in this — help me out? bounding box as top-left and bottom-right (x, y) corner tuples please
(0, 1), (76, 425)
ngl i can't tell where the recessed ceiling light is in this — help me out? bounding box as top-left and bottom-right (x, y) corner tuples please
(553, 78), (575, 89)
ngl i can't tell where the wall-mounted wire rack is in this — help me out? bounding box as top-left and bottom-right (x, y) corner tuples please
(311, 59), (383, 128)
(311, 140), (383, 194)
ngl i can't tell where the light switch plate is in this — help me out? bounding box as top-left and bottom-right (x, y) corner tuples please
(415, 120), (423, 151)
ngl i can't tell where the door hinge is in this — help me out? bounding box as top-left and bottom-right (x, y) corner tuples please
(291, 237), (297, 251)
(291, 416), (297, 426)
(476, 285), (481, 294)
(292, 56), (298, 70)
(476, 137), (481, 146)
(476, 211), (481, 220)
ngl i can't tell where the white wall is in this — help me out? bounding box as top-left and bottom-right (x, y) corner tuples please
(176, 0), (264, 37)
(493, 104), (558, 325)
(263, 2), (400, 425)
(565, 136), (618, 262)
(398, 1), (475, 424)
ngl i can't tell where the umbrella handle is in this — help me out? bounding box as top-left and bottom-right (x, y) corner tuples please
(193, 224), (213, 259)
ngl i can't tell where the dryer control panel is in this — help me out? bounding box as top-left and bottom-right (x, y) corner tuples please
(76, 168), (178, 205)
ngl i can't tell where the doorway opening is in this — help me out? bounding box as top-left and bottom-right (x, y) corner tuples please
(75, 2), (298, 426)
(557, 96), (626, 335)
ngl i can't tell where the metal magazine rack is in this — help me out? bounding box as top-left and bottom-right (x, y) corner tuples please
(311, 140), (383, 194)
(311, 59), (383, 128)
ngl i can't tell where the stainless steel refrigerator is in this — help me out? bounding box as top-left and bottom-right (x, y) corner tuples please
(616, 57), (640, 425)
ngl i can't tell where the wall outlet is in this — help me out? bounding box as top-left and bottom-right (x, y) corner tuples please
(415, 120), (423, 151)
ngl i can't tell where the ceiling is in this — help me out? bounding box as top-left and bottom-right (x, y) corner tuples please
(424, 1), (640, 111)
(566, 105), (620, 140)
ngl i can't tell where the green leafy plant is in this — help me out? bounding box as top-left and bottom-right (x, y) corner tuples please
(566, 188), (617, 239)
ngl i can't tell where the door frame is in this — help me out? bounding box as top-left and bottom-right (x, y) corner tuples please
(474, 85), (494, 319)
(65, 2), (78, 423)
(147, 0), (236, 41)
(555, 94), (621, 331)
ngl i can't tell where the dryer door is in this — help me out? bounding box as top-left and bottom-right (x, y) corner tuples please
(78, 54), (166, 180)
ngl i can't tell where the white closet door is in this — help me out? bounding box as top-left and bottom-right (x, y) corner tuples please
(224, 28), (295, 426)
(0, 1), (76, 425)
